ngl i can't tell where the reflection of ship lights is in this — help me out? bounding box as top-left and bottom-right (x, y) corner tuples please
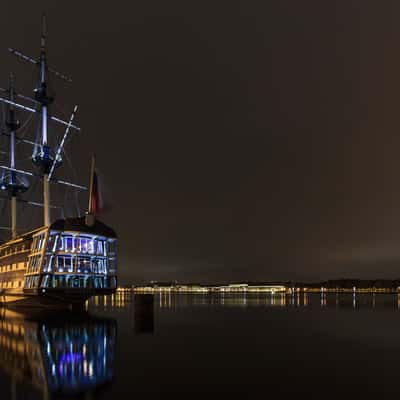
(59, 353), (84, 364)
(0, 310), (116, 396)
(59, 352), (85, 376)
(45, 321), (116, 393)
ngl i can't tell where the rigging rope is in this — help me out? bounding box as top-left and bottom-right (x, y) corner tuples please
(62, 148), (81, 216)
(17, 112), (34, 137)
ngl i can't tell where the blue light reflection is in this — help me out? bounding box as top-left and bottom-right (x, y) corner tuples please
(0, 310), (116, 397)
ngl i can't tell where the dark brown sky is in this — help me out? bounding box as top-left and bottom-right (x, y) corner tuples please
(1, 1), (400, 284)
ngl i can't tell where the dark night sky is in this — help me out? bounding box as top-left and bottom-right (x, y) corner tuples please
(1, 1), (400, 284)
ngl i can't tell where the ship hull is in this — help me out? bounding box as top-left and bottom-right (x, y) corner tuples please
(0, 289), (115, 309)
(0, 294), (72, 309)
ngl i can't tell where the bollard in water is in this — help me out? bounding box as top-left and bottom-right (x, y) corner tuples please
(133, 294), (154, 334)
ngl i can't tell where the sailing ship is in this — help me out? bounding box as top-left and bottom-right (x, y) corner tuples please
(0, 15), (117, 308)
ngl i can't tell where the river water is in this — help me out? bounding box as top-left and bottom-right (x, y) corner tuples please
(1, 292), (400, 399)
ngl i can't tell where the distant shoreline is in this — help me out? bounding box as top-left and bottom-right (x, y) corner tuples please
(117, 279), (400, 294)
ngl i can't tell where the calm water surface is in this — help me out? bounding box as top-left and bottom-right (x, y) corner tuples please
(1, 293), (400, 399)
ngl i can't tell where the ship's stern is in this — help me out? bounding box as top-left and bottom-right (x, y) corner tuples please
(23, 216), (117, 307)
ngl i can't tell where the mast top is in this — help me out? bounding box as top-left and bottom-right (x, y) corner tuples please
(41, 13), (46, 51)
(0, 74), (29, 196)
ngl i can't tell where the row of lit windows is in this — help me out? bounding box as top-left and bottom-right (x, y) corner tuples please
(42, 255), (110, 274)
(0, 263), (27, 273)
(24, 274), (117, 289)
(28, 255), (116, 275)
(56, 236), (104, 255)
(47, 234), (116, 256)
(41, 275), (117, 289)
(0, 233), (116, 259)
(0, 243), (28, 258)
(0, 281), (23, 289)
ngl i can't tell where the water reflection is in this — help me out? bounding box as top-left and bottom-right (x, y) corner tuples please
(154, 293), (288, 308)
(0, 309), (116, 399)
(92, 292), (134, 309)
(145, 292), (400, 309)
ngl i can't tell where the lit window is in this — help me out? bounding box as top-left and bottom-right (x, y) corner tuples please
(47, 234), (58, 252)
(41, 275), (50, 288)
(65, 257), (73, 273)
(97, 241), (105, 256)
(88, 239), (95, 254)
(65, 236), (74, 252)
(43, 256), (54, 273)
(92, 258), (104, 274)
(79, 238), (88, 253)
(77, 257), (91, 273)
(57, 256), (74, 273)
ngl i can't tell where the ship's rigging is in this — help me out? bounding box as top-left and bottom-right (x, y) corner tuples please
(0, 14), (87, 239)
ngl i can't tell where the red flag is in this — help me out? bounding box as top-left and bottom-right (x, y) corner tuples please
(90, 169), (104, 215)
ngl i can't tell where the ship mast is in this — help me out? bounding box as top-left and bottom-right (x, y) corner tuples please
(0, 73), (30, 238)
(35, 14), (51, 226)
(8, 73), (18, 238)
(41, 15), (50, 226)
